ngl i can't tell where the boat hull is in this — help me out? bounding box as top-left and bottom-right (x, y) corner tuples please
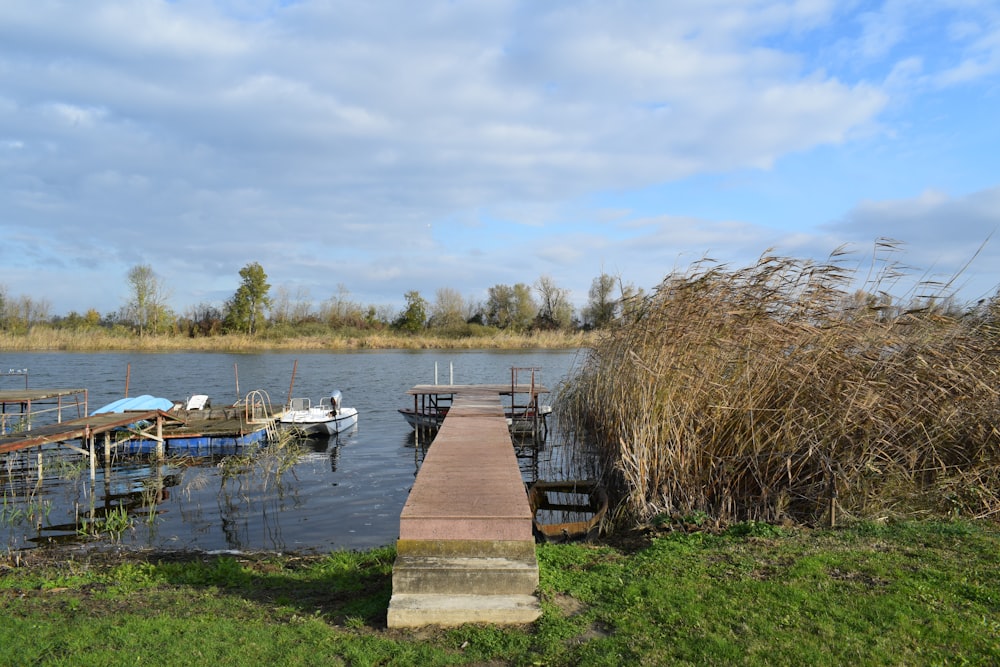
(279, 407), (359, 436)
(400, 406), (550, 436)
(398, 408), (445, 430)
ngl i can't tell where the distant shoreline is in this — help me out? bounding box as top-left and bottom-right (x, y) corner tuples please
(0, 329), (593, 353)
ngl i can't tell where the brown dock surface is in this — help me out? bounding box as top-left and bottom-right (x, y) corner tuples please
(0, 411), (180, 455)
(388, 387), (541, 628)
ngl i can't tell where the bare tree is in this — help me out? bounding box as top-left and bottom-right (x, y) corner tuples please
(320, 284), (365, 328)
(429, 287), (467, 330)
(1, 292), (51, 332)
(271, 285), (314, 325)
(534, 275), (574, 330)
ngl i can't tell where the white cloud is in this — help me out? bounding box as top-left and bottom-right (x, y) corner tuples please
(0, 1), (997, 315)
(826, 186), (1000, 299)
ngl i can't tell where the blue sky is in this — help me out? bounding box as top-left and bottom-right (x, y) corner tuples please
(2, 0), (999, 318)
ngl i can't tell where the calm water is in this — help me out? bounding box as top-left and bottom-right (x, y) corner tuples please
(0, 350), (585, 553)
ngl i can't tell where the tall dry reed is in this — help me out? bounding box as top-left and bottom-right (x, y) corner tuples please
(0, 328), (589, 352)
(558, 245), (1000, 527)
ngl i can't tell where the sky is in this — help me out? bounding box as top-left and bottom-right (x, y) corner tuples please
(2, 0), (1000, 319)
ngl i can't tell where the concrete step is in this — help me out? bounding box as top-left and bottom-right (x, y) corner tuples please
(392, 555), (539, 596)
(395, 538), (537, 560)
(386, 593), (542, 628)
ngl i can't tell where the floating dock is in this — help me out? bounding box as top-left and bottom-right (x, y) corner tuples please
(0, 388), (281, 478)
(387, 385), (542, 628)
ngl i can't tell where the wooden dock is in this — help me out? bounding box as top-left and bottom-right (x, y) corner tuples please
(0, 387), (279, 477)
(0, 410), (180, 456)
(402, 368), (551, 439)
(0, 387), (186, 480)
(387, 386), (542, 628)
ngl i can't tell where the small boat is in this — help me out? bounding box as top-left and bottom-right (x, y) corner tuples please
(400, 367), (552, 438)
(398, 405), (450, 430)
(528, 480), (608, 542)
(399, 403), (552, 435)
(279, 390), (358, 437)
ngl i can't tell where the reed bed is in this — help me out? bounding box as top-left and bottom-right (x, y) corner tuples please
(0, 328), (589, 352)
(558, 248), (1000, 528)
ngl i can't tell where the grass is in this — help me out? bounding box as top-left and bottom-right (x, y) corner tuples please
(558, 244), (1000, 529)
(1, 520), (998, 665)
(0, 328), (590, 352)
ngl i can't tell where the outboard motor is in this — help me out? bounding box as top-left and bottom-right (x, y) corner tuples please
(329, 390), (343, 415)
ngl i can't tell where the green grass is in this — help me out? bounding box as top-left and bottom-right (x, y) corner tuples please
(2, 520), (998, 665)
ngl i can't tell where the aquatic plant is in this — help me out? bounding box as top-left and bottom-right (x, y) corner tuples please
(78, 505), (133, 542)
(559, 242), (1000, 528)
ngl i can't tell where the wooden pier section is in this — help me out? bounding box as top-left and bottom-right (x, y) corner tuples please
(0, 388), (187, 480)
(0, 388), (280, 477)
(387, 386), (542, 628)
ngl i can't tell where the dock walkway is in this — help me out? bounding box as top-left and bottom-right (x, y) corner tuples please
(387, 387), (541, 628)
(0, 410), (178, 455)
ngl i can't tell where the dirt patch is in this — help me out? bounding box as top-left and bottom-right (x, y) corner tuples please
(551, 592), (585, 617)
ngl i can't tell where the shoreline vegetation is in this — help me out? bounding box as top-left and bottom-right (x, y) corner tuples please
(5, 246), (1000, 661)
(2, 520), (998, 664)
(0, 328), (592, 352)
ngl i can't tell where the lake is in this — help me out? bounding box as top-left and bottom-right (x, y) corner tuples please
(0, 349), (586, 553)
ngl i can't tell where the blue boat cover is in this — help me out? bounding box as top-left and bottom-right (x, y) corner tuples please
(92, 394), (174, 415)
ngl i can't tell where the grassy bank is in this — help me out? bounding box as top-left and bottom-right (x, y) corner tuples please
(3, 520), (998, 665)
(0, 328), (590, 352)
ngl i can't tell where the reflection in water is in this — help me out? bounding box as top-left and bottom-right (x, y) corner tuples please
(1, 349), (584, 552)
(2, 417), (590, 552)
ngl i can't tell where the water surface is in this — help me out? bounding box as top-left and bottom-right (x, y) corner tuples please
(0, 349), (584, 552)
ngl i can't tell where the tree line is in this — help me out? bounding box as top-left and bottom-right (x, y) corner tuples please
(0, 262), (640, 337)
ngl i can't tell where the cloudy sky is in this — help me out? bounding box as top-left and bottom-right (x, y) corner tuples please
(2, 0), (999, 318)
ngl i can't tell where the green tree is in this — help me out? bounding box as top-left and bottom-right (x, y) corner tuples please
(583, 273), (618, 329)
(393, 290), (427, 333)
(224, 262), (271, 335)
(485, 283), (537, 331)
(123, 264), (172, 336)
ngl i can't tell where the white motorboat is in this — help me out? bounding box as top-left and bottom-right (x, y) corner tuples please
(279, 390), (358, 437)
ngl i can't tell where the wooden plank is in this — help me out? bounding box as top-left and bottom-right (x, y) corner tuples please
(0, 410), (180, 454)
(0, 388), (88, 402)
(399, 389), (533, 542)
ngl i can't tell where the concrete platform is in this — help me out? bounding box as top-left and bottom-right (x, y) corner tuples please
(392, 555), (539, 595)
(387, 594), (541, 628)
(387, 389), (541, 628)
